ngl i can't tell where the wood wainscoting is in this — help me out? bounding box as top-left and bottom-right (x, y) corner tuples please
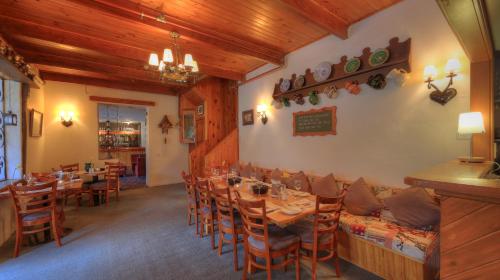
(337, 231), (439, 280)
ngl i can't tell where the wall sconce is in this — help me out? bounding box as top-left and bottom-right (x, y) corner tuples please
(3, 111), (18, 126)
(59, 111), (74, 127)
(424, 58), (461, 105)
(256, 104), (268, 124)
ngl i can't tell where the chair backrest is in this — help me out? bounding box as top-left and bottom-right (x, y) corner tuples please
(106, 164), (121, 189)
(60, 163), (79, 172)
(234, 191), (270, 251)
(196, 178), (213, 217)
(32, 172), (56, 182)
(9, 180), (58, 216)
(312, 189), (346, 248)
(211, 183), (236, 231)
(182, 171), (197, 204)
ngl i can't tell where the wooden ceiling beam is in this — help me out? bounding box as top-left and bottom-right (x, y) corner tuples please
(40, 71), (177, 96)
(17, 48), (187, 88)
(68, 0), (284, 65)
(280, 0), (349, 39)
(0, 16), (245, 81)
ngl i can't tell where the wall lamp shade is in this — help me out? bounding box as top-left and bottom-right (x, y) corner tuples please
(256, 104), (268, 124)
(192, 61), (199, 73)
(423, 65), (438, 81)
(184, 54), (194, 68)
(445, 58), (461, 75)
(458, 112), (485, 135)
(60, 111), (74, 127)
(148, 53), (159, 66)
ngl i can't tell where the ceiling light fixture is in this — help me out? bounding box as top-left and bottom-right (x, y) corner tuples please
(146, 32), (200, 84)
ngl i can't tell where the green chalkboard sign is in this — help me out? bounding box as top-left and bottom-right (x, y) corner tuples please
(293, 106), (337, 136)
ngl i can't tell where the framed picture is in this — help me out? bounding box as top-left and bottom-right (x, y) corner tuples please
(181, 110), (196, 143)
(29, 109), (43, 137)
(242, 109), (254, 126)
(197, 104), (204, 116)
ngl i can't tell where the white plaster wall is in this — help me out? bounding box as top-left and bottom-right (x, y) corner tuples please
(4, 80), (22, 179)
(26, 85), (46, 173)
(238, 0), (470, 187)
(37, 81), (188, 186)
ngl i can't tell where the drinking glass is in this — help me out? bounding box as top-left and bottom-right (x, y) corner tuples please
(24, 173), (33, 184)
(69, 172), (75, 182)
(293, 179), (302, 192)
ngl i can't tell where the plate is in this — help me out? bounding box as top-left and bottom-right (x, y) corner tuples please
(369, 48), (390, 66)
(313, 62), (332, 82)
(294, 75), (305, 89)
(280, 79), (291, 93)
(281, 207), (302, 215)
(344, 57), (361, 73)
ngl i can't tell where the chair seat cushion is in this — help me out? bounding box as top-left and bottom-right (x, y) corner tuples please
(248, 225), (299, 251)
(287, 220), (332, 245)
(201, 206), (217, 215)
(91, 182), (117, 191)
(22, 211), (50, 222)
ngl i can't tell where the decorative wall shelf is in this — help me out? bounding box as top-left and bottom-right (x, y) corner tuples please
(272, 37), (411, 102)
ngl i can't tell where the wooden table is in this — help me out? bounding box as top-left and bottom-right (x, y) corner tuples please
(405, 160), (500, 280)
(212, 177), (317, 227)
(0, 179), (83, 199)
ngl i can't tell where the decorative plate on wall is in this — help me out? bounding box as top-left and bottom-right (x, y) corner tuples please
(344, 57), (361, 73)
(313, 62), (332, 82)
(294, 75), (305, 89)
(369, 48), (390, 66)
(280, 79), (291, 93)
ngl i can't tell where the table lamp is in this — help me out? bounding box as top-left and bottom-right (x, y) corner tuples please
(457, 112), (485, 163)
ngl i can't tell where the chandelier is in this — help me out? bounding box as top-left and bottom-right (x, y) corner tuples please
(147, 32), (200, 84)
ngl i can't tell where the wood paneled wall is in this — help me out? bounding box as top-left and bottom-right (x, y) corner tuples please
(179, 77), (238, 176)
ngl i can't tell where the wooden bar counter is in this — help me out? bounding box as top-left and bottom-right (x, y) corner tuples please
(405, 160), (500, 280)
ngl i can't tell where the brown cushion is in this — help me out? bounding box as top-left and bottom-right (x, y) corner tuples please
(344, 177), (383, 216)
(270, 168), (283, 181)
(284, 171), (311, 193)
(240, 163), (254, 178)
(310, 173), (338, 196)
(383, 187), (440, 228)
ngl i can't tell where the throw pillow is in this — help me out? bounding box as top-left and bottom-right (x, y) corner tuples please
(284, 171), (311, 193)
(310, 173), (338, 196)
(384, 187), (440, 228)
(344, 177), (383, 216)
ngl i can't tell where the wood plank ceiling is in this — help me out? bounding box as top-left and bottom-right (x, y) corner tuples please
(0, 0), (400, 95)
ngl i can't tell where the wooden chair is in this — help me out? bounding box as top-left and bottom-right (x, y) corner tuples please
(211, 183), (243, 271)
(288, 190), (346, 280)
(235, 191), (301, 280)
(105, 161), (126, 177)
(196, 178), (217, 249)
(60, 163), (93, 207)
(90, 164), (120, 206)
(9, 180), (63, 257)
(181, 171), (199, 235)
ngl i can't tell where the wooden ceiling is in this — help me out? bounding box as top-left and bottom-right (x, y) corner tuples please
(0, 0), (400, 95)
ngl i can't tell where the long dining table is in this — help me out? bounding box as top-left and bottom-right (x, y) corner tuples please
(0, 179), (84, 199)
(211, 177), (317, 227)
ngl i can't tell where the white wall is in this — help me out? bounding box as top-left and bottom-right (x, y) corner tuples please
(238, 0), (470, 187)
(4, 80), (22, 179)
(28, 81), (188, 186)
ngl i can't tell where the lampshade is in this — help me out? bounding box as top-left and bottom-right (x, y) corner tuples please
(148, 53), (159, 66)
(445, 58), (461, 75)
(256, 104), (268, 113)
(163, 49), (174, 63)
(423, 65), (438, 81)
(458, 112), (485, 134)
(184, 54), (194, 67)
(192, 60), (199, 72)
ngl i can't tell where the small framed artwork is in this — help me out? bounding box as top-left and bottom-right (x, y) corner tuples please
(242, 109), (254, 126)
(29, 109), (43, 137)
(197, 104), (204, 116)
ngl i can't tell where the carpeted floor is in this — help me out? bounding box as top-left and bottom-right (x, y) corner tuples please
(0, 184), (381, 280)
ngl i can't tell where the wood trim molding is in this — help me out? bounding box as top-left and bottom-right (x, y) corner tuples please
(89, 96), (156, 106)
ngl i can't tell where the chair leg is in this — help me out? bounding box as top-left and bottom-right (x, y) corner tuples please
(232, 234), (239, 271)
(334, 254), (341, 277)
(295, 248), (300, 280)
(106, 191), (110, 207)
(284, 255), (288, 272)
(195, 210), (199, 236)
(265, 254), (272, 280)
(210, 220), (216, 250)
(13, 228), (22, 258)
(312, 250), (317, 280)
(187, 207), (192, 226)
(217, 230), (223, 256)
(51, 214), (62, 247)
(242, 240), (249, 280)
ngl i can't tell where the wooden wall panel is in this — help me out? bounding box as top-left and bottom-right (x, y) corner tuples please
(179, 77), (238, 176)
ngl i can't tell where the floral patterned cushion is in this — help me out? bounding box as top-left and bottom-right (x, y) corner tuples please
(339, 211), (438, 261)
